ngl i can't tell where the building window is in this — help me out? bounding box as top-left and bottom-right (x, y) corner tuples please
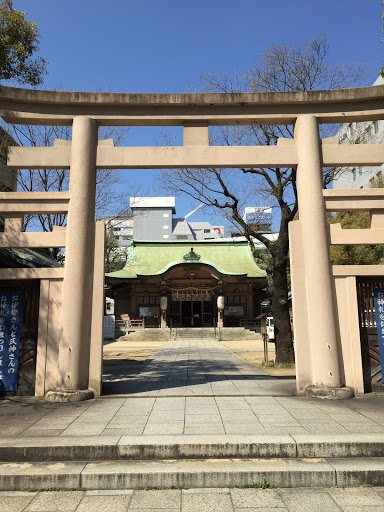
(352, 168), (356, 181)
(113, 227), (121, 232)
(163, 225), (169, 229)
(176, 235), (188, 240)
(204, 229), (210, 233)
(163, 213), (169, 218)
(163, 234), (169, 239)
(374, 121), (379, 133)
(359, 167), (363, 176)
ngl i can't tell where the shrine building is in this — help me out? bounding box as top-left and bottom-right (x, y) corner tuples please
(106, 239), (268, 328)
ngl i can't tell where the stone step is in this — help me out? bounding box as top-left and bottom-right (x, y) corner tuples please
(117, 327), (262, 342)
(118, 329), (172, 342)
(0, 457), (383, 490)
(173, 327), (262, 341)
(120, 334), (170, 338)
(1, 434), (384, 463)
(218, 333), (262, 341)
(174, 328), (257, 333)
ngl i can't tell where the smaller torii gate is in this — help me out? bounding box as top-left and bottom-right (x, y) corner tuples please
(0, 85), (384, 399)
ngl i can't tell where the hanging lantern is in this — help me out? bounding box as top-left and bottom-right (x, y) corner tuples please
(217, 295), (225, 311)
(160, 296), (168, 311)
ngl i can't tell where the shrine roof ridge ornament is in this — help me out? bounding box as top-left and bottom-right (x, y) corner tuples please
(183, 248), (201, 262)
(1, 84), (384, 126)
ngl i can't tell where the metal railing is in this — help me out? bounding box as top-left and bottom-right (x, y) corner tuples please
(262, 333), (269, 365)
(240, 319), (261, 332)
(213, 318), (217, 340)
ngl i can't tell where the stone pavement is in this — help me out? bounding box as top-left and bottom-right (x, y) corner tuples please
(102, 338), (296, 397)
(2, 393), (384, 437)
(1, 339), (384, 437)
(1, 340), (384, 496)
(2, 486), (384, 511)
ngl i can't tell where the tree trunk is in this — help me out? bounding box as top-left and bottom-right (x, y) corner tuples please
(270, 227), (295, 364)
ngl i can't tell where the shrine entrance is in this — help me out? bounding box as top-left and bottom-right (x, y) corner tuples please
(1, 84), (384, 398)
(106, 241), (267, 331)
(172, 296), (212, 327)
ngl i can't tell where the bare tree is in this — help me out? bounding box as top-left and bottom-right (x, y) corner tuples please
(3, 122), (131, 258)
(161, 35), (367, 363)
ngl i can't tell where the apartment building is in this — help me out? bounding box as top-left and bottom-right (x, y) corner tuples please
(333, 75), (384, 190)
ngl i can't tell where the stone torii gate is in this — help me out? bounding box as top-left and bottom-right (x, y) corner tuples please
(1, 85), (384, 399)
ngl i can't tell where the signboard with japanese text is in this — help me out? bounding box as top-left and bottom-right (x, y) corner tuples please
(242, 207), (273, 224)
(103, 315), (115, 339)
(0, 292), (22, 392)
(373, 287), (384, 386)
(172, 292), (211, 302)
(224, 306), (244, 317)
(139, 306), (160, 318)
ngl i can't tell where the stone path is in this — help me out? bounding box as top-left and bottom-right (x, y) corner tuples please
(2, 486), (384, 511)
(102, 338), (296, 396)
(1, 339), (384, 437)
(1, 340), (384, 499)
(1, 393), (384, 437)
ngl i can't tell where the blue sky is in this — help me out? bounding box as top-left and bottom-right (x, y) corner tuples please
(7, 1), (384, 226)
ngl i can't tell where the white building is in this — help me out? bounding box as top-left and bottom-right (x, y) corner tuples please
(130, 197), (224, 241)
(97, 197), (224, 246)
(333, 75), (384, 190)
(97, 215), (133, 247)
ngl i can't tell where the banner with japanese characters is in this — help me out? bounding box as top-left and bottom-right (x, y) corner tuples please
(373, 287), (384, 387)
(0, 292), (22, 392)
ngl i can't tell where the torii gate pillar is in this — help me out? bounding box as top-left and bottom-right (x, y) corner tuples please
(56, 117), (98, 398)
(294, 115), (353, 398)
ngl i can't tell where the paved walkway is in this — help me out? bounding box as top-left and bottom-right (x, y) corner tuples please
(102, 339), (296, 396)
(0, 339), (384, 437)
(2, 486), (384, 511)
(1, 393), (384, 437)
(1, 340), (384, 506)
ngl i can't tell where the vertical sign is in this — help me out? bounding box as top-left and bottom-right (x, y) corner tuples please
(373, 287), (384, 386)
(104, 315), (115, 339)
(0, 292), (22, 392)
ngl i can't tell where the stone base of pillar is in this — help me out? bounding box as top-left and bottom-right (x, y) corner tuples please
(305, 386), (354, 400)
(45, 389), (94, 403)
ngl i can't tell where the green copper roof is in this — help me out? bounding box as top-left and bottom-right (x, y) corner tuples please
(106, 239), (266, 279)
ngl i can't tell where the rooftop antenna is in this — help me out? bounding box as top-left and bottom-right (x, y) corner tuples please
(184, 203), (204, 220)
